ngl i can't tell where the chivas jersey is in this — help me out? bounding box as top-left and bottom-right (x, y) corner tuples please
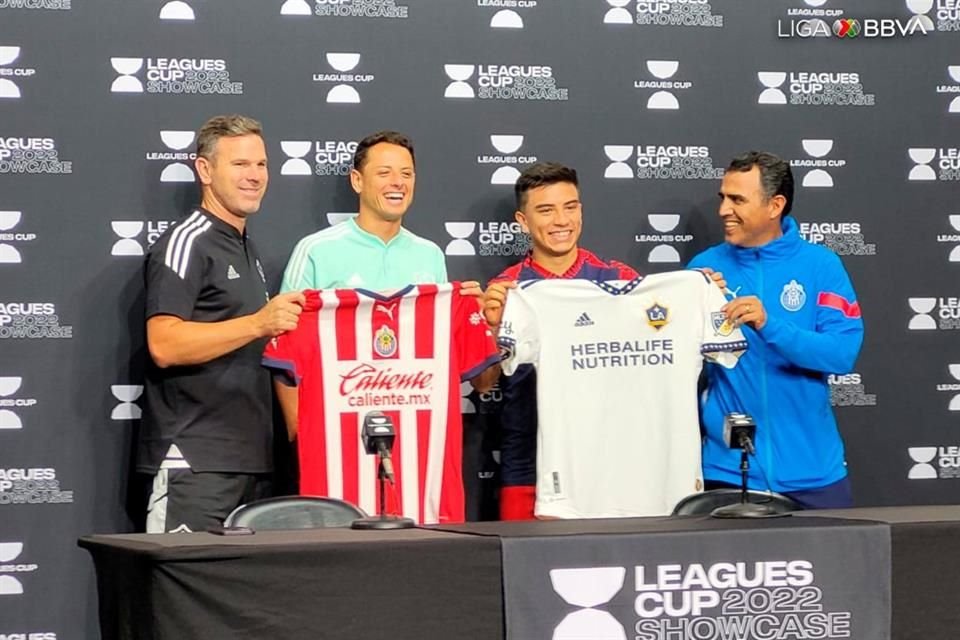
(498, 271), (747, 519)
(263, 283), (499, 524)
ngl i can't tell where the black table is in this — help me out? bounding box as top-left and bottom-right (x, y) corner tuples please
(79, 505), (960, 640)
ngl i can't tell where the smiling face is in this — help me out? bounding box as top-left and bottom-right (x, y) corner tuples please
(717, 166), (785, 248)
(195, 134), (268, 223)
(515, 181), (583, 262)
(350, 142), (416, 224)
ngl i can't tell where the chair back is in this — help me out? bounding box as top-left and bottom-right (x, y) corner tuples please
(672, 488), (801, 516)
(224, 495), (367, 530)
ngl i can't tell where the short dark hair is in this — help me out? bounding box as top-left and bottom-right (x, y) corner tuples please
(726, 151), (794, 217)
(515, 162), (579, 209)
(196, 114), (263, 161)
(352, 130), (416, 171)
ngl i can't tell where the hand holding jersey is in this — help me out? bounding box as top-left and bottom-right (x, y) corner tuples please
(497, 271), (747, 518)
(722, 294), (766, 330)
(254, 291), (306, 337)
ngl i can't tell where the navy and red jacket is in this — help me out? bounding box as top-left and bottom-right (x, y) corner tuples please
(490, 248), (638, 520)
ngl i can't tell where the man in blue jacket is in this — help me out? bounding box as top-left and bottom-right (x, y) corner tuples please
(687, 151), (864, 509)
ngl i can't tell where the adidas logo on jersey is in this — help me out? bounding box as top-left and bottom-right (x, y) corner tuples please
(574, 312), (594, 327)
(227, 264), (240, 280)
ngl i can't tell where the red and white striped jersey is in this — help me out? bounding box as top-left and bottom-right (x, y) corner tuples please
(263, 282), (499, 524)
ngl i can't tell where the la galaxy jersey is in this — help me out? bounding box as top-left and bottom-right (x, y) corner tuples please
(263, 283), (499, 524)
(498, 270), (747, 519)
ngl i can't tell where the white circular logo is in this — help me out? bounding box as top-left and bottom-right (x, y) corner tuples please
(780, 280), (807, 312)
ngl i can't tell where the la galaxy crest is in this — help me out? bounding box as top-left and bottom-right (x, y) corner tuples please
(374, 325), (398, 357)
(646, 303), (669, 330)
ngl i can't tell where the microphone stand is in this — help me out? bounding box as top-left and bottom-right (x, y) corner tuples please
(351, 455), (415, 530)
(711, 436), (788, 519)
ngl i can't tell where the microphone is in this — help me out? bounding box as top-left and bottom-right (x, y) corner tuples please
(723, 413), (757, 456)
(362, 411), (396, 483)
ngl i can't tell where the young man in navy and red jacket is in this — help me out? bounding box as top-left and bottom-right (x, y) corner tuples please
(481, 162), (638, 520)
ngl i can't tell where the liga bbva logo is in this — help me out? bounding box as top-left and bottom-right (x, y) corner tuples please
(603, 0), (724, 28)
(791, 139), (844, 188)
(0, 376), (37, 430)
(0, 46), (36, 100)
(478, 135), (537, 185)
(0, 211), (37, 265)
(0, 542), (37, 596)
(313, 53), (372, 103)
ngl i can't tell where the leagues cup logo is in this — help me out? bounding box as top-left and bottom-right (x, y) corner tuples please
(908, 446), (938, 479)
(0, 210), (28, 264)
(445, 222), (476, 256)
(159, 1), (194, 20)
(0, 377), (23, 430)
(907, 297), (937, 330)
(444, 65), (475, 99)
(374, 325), (397, 358)
(551, 567), (627, 640)
(604, 0), (632, 24)
(110, 57), (144, 93)
(0, 47), (26, 100)
(0, 542), (32, 595)
(758, 72), (788, 104)
(490, 9), (523, 29)
(908, 148), (937, 181)
(780, 280), (806, 311)
(280, 141), (312, 176)
(110, 385), (143, 420)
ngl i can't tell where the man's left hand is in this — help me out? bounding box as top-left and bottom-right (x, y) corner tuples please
(723, 295), (766, 330)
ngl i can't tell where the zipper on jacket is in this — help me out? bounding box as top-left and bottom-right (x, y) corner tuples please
(755, 248), (772, 490)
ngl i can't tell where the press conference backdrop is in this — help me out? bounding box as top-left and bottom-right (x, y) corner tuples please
(0, 0), (958, 636)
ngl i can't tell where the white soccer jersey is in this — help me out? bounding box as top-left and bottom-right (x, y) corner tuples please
(498, 270), (747, 519)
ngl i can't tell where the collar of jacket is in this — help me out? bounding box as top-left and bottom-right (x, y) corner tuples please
(728, 216), (804, 263)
